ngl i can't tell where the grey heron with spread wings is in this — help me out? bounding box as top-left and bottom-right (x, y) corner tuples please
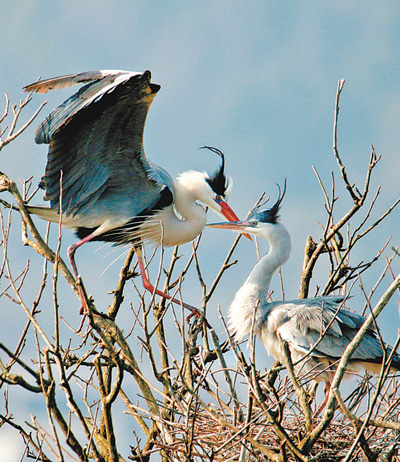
(24, 70), (245, 314)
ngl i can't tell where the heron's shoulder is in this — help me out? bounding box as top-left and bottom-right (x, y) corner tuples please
(146, 163), (175, 193)
(289, 295), (347, 308)
(261, 295), (346, 315)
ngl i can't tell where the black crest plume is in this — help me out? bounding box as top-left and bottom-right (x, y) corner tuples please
(253, 179), (287, 224)
(201, 146), (228, 197)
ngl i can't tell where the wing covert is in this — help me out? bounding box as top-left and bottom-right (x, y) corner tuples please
(274, 296), (386, 363)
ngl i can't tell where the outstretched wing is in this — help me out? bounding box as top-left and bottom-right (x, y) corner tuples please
(23, 70), (124, 95)
(25, 70), (172, 221)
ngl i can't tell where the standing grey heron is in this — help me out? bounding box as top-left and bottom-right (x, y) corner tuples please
(23, 69), (245, 314)
(208, 184), (400, 409)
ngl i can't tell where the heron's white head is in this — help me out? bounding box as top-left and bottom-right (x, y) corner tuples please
(175, 170), (236, 221)
(175, 146), (241, 222)
(207, 181), (289, 249)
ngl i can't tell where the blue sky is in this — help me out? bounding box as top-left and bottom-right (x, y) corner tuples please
(1, 2), (400, 460)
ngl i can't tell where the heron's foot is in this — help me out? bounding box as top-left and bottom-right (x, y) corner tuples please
(141, 277), (201, 320)
(75, 276), (93, 315)
(313, 404), (325, 419)
(184, 303), (201, 321)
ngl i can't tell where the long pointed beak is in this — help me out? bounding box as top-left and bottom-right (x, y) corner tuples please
(218, 202), (252, 240)
(207, 219), (254, 238)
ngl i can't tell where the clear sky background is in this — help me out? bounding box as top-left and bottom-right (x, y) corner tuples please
(1, 2), (400, 460)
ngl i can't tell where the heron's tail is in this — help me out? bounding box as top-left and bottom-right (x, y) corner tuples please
(26, 205), (75, 228)
(27, 205), (60, 222)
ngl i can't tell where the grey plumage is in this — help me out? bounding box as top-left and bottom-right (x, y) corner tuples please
(26, 71), (169, 229)
(24, 70), (238, 249)
(24, 70), (240, 316)
(259, 295), (400, 379)
(208, 186), (400, 387)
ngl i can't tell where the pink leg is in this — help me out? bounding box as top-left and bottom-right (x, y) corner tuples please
(67, 236), (200, 319)
(67, 233), (97, 278)
(136, 247), (200, 318)
(67, 233), (99, 315)
(314, 380), (331, 418)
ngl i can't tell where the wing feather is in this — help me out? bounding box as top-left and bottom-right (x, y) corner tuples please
(267, 296), (391, 363)
(29, 70), (169, 222)
(23, 70), (131, 94)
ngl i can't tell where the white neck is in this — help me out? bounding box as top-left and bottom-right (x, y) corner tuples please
(140, 174), (208, 247)
(229, 223), (291, 340)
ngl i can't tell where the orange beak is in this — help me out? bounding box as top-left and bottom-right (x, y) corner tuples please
(217, 201), (252, 241)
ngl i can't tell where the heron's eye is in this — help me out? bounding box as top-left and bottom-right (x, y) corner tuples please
(215, 195), (223, 203)
(251, 221), (258, 226)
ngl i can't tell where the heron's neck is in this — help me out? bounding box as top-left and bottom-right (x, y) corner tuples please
(247, 224), (291, 291)
(155, 181), (207, 247)
(229, 224), (291, 340)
